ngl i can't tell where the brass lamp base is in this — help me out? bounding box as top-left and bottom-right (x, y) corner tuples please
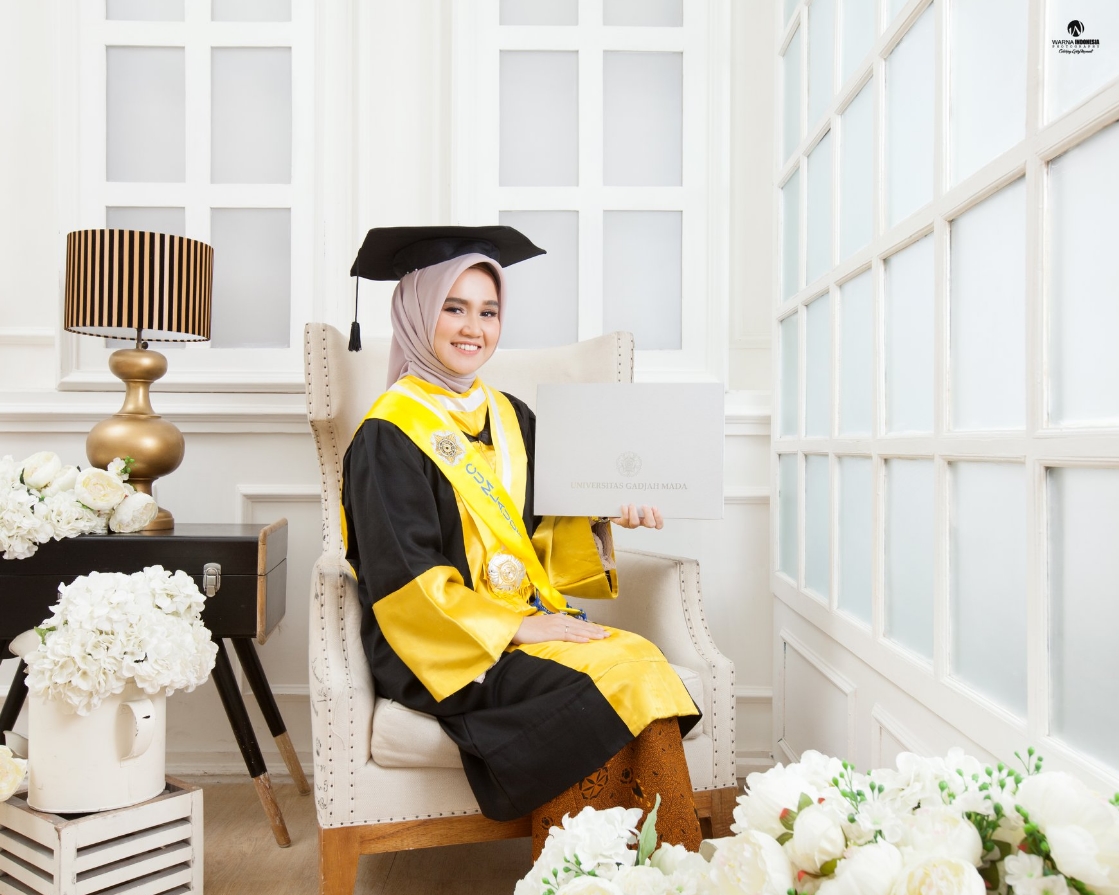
(86, 347), (184, 532)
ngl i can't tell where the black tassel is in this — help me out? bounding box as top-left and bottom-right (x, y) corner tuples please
(348, 320), (362, 352)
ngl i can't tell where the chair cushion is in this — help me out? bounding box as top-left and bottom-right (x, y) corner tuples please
(370, 663), (705, 769)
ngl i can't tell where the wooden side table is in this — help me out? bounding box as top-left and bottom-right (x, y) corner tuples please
(0, 522), (307, 847)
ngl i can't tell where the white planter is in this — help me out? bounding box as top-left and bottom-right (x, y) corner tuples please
(27, 682), (166, 813)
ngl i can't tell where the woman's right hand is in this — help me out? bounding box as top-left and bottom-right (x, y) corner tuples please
(512, 614), (611, 645)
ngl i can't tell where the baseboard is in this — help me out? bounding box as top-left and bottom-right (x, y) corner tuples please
(735, 750), (775, 777)
(167, 749), (313, 780)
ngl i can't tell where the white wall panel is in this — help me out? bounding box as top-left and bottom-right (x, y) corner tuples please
(500, 51), (579, 186)
(107, 47), (185, 183)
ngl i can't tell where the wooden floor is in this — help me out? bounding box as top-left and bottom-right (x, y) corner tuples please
(199, 780), (533, 895)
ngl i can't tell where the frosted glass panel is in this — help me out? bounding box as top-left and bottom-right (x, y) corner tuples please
(1049, 122), (1119, 426)
(500, 52), (578, 186)
(784, 29), (802, 161)
(805, 455), (831, 597)
(1047, 1), (1119, 121)
(210, 209), (290, 349)
(604, 0), (682, 26)
(808, 0), (834, 128)
(840, 81), (873, 259)
(951, 178), (1026, 430)
(211, 0), (290, 20)
(782, 168), (801, 301)
(106, 207), (186, 237)
(784, 0), (798, 25)
(887, 0), (908, 24)
(838, 456), (872, 624)
(1049, 467), (1119, 769)
(949, 462), (1027, 715)
(779, 454), (799, 579)
(501, 0), (577, 25)
(603, 212), (680, 350)
(106, 48), (185, 183)
(211, 48), (291, 184)
(108, 0), (182, 20)
(950, 0), (1026, 184)
(807, 132), (832, 284)
(841, 0), (875, 84)
(885, 235), (933, 433)
(805, 295), (831, 437)
(603, 52), (682, 186)
(780, 313), (799, 438)
(840, 270), (873, 435)
(498, 211), (578, 348)
(885, 9), (934, 226)
(885, 459), (934, 660)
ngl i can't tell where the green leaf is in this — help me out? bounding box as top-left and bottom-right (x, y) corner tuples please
(818, 858), (839, 876)
(776, 831), (793, 846)
(637, 793), (661, 866)
(797, 792), (814, 812)
(33, 626), (55, 643)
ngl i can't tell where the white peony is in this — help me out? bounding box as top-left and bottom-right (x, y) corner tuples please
(73, 467), (129, 512)
(817, 841), (904, 895)
(556, 805), (642, 878)
(41, 464), (79, 497)
(611, 865), (675, 895)
(20, 451), (63, 489)
(890, 856), (985, 895)
(701, 830), (794, 895)
(899, 805), (983, 866)
(733, 761), (826, 838)
(786, 804), (848, 874)
(556, 878), (624, 895)
(650, 842), (710, 878)
(1004, 852), (1071, 895)
(0, 745), (27, 801)
(108, 491), (158, 532)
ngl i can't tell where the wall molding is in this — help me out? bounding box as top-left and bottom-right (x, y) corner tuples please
(235, 484), (321, 523)
(736, 750), (775, 777)
(0, 327), (55, 347)
(725, 487), (770, 505)
(778, 628), (858, 761)
(870, 702), (931, 767)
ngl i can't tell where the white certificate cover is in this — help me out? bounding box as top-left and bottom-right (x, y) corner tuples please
(533, 383), (724, 520)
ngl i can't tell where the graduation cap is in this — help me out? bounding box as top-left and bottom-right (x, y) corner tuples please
(347, 225), (546, 351)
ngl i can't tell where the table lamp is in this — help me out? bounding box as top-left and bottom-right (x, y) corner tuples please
(64, 229), (214, 531)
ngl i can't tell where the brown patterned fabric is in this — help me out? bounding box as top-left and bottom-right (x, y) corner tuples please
(531, 718), (702, 860)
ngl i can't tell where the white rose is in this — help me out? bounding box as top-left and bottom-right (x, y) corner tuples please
(818, 842), (904, 895)
(890, 856), (985, 895)
(1016, 772), (1119, 894)
(899, 806), (983, 866)
(612, 865), (674, 895)
(109, 492), (158, 532)
(0, 745), (27, 801)
(41, 464), (79, 497)
(787, 804), (848, 874)
(19, 451), (62, 490)
(557, 877), (624, 895)
(74, 467), (130, 512)
(702, 831), (794, 895)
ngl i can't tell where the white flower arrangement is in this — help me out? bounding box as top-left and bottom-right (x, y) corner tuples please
(0, 452), (158, 559)
(0, 746), (27, 803)
(517, 749), (1119, 895)
(22, 566), (219, 716)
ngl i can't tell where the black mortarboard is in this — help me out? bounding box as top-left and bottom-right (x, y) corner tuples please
(346, 225), (546, 350)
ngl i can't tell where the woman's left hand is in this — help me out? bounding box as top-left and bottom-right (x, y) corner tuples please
(610, 504), (664, 530)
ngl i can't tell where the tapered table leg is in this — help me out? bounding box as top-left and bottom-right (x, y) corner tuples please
(231, 638), (310, 795)
(212, 639), (291, 847)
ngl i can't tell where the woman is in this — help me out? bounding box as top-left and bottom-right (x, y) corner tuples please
(342, 226), (702, 855)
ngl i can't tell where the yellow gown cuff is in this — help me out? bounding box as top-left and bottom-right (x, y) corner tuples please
(531, 516), (619, 601)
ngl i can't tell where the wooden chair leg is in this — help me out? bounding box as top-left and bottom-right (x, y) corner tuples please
(320, 825), (361, 895)
(707, 785), (739, 839)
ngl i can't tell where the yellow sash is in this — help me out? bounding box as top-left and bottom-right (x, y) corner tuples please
(368, 378), (572, 615)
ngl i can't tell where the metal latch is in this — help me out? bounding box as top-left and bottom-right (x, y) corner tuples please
(203, 562), (222, 597)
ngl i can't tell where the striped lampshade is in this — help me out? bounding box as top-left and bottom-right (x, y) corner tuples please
(64, 229), (214, 342)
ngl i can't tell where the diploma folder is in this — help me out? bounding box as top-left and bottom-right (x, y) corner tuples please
(533, 383), (724, 520)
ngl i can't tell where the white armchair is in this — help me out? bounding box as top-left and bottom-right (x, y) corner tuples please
(304, 323), (736, 895)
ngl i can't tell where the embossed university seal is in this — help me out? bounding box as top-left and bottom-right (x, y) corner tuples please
(616, 451), (642, 477)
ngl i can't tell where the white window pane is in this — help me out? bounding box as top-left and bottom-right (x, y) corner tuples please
(840, 80), (873, 259)
(782, 167), (801, 301)
(808, 0), (835, 129)
(885, 458), (934, 660)
(840, 270), (873, 435)
(500, 52), (578, 186)
(1049, 467), (1119, 769)
(807, 131), (833, 283)
(211, 0), (290, 20)
(1047, 1), (1119, 121)
(806, 294), (831, 437)
(501, 0), (577, 25)
(950, 0), (1026, 184)
(885, 9), (934, 227)
(106, 207), (186, 237)
(805, 455), (831, 597)
(785, 0), (798, 25)
(838, 456), (872, 624)
(1049, 122), (1119, 426)
(784, 27), (803, 161)
(885, 235), (934, 433)
(841, 0), (875, 84)
(779, 454), (799, 579)
(108, 0), (182, 20)
(603, 211), (680, 350)
(498, 211), (578, 348)
(886, 0), (908, 24)
(211, 48), (291, 184)
(780, 313), (799, 437)
(210, 208), (290, 349)
(951, 178), (1026, 430)
(107, 47), (185, 183)
(603, 52), (682, 187)
(604, 0), (682, 26)
(950, 462), (1028, 716)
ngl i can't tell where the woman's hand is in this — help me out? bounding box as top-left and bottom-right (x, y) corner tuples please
(610, 504), (664, 530)
(512, 614), (611, 645)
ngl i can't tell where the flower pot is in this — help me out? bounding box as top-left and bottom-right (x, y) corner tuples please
(27, 682), (166, 813)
